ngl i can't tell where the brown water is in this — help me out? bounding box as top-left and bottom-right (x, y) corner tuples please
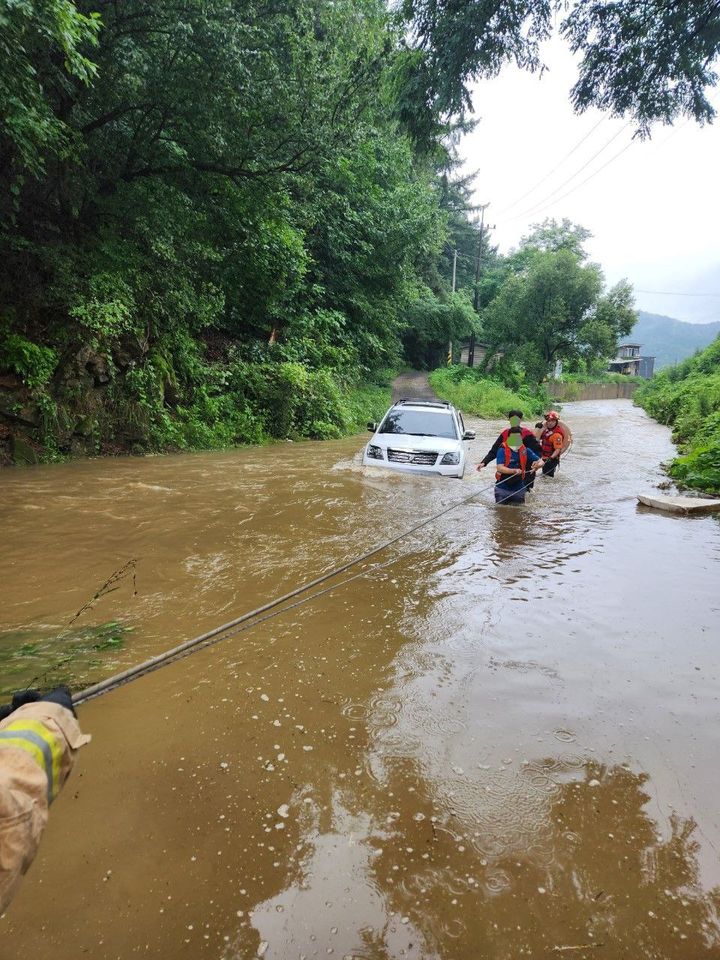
(2, 400), (719, 959)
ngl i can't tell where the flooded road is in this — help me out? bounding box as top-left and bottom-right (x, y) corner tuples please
(2, 399), (720, 959)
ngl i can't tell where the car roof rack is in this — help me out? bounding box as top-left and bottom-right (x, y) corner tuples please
(394, 397), (452, 408)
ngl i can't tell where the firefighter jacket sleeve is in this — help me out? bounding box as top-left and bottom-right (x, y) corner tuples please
(0, 701), (91, 914)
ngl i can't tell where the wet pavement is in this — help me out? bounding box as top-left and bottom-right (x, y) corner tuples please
(1, 400), (719, 959)
(391, 371), (439, 402)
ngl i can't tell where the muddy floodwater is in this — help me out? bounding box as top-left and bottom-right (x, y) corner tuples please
(1, 399), (719, 959)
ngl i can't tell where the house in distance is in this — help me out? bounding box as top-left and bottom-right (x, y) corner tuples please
(608, 343), (655, 379)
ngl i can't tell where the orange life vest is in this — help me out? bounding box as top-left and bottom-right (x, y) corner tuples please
(541, 427), (563, 458)
(495, 441), (528, 482)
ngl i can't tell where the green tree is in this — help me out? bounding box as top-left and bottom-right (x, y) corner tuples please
(482, 222), (636, 381)
(401, 0), (720, 135)
(0, 0), (461, 458)
(402, 291), (478, 368)
(563, 0), (720, 136)
(519, 218), (593, 259)
(0, 0), (100, 174)
(294, 133), (447, 372)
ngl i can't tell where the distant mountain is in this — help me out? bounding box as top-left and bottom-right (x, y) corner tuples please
(627, 312), (720, 369)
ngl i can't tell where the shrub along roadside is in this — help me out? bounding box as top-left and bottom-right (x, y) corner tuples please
(634, 337), (720, 495)
(429, 366), (547, 420)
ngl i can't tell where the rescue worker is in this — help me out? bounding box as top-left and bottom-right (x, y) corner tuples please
(0, 686), (90, 913)
(476, 409), (543, 471)
(546, 411), (573, 453)
(540, 410), (564, 477)
(495, 425), (544, 504)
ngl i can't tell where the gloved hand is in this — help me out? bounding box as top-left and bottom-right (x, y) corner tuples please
(0, 686), (75, 721)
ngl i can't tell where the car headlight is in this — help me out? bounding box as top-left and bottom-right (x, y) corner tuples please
(440, 451), (460, 465)
(366, 444), (384, 460)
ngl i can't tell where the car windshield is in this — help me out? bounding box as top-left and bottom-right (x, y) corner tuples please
(378, 409), (458, 439)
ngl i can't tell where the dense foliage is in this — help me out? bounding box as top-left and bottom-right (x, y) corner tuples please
(474, 220), (637, 383)
(635, 337), (720, 494)
(2, 1), (718, 463)
(429, 366), (546, 419)
(402, 0), (720, 137)
(0, 0), (483, 461)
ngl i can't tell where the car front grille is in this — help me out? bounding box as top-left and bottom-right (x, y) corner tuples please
(387, 448), (439, 466)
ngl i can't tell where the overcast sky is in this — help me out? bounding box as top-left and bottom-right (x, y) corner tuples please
(460, 36), (720, 324)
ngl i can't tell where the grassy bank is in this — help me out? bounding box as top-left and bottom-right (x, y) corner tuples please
(634, 337), (720, 494)
(338, 378), (394, 434)
(429, 366), (547, 419)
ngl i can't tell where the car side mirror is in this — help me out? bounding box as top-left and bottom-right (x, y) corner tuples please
(367, 422), (377, 431)
(462, 430), (476, 440)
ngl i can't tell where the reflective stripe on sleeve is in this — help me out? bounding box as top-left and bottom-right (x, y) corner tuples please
(0, 719), (63, 803)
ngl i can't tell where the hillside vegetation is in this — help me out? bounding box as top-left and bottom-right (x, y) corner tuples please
(4, 1), (720, 463)
(0, 0), (487, 464)
(634, 337), (720, 494)
(429, 367), (546, 420)
(630, 313), (720, 369)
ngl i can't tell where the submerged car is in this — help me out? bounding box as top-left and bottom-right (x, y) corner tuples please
(362, 399), (475, 478)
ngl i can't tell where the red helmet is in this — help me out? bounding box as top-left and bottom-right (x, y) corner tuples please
(545, 410), (560, 421)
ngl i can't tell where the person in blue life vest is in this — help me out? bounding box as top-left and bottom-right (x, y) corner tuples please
(476, 409), (543, 469)
(494, 425), (544, 504)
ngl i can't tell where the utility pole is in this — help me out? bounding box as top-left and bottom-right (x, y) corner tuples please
(448, 248), (457, 365)
(469, 202), (489, 368)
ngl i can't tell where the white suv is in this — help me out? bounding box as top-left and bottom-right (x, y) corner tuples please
(362, 399), (475, 478)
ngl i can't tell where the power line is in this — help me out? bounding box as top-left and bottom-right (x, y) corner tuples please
(636, 289), (720, 297)
(507, 123), (631, 222)
(516, 138), (636, 219)
(496, 116), (607, 216)
(502, 116), (691, 227)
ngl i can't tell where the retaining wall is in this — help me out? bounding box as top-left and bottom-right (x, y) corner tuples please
(546, 381), (639, 402)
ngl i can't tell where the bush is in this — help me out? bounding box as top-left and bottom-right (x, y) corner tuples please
(123, 356), (393, 451)
(1, 332), (58, 389)
(668, 438), (720, 494)
(1, 307), (395, 459)
(634, 337), (720, 494)
(341, 381), (393, 432)
(429, 366), (547, 419)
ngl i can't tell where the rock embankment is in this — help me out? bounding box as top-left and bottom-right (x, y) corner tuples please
(0, 340), (145, 465)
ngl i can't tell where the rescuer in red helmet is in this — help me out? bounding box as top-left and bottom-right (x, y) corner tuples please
(540, 411), (564, 477)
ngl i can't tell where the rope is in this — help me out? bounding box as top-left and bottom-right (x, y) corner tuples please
(72, 448), (562, 706)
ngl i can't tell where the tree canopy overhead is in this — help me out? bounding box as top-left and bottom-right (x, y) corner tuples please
(401, 0), (720, 136)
